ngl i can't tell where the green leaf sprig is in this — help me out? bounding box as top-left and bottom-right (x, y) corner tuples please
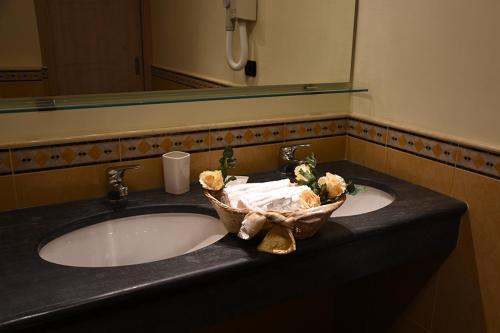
(218, 146), (237, 185)
(295, 153), (327, 204)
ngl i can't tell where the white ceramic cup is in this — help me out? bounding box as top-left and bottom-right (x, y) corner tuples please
(162, 151), (190, 195)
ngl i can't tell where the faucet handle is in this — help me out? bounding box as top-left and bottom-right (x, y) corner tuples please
(106, 164), (141, 177)
(279, 144), (311, 160)
(106, 164), (141, 201)
(106, 164), (141, 186)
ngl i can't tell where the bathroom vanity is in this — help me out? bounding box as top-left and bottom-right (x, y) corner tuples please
(0, 161), (466, 332)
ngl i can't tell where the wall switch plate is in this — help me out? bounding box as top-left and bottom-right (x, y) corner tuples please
(245, 60), (257, 77)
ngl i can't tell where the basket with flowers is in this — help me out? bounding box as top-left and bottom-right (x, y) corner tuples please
(200, 147), (349, 254)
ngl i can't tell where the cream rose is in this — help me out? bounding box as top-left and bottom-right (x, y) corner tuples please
(300, 190), (321, 209)
(318, 172), (346, 198)
(294, 164), (311, 182)
(199, 170), (224, 191)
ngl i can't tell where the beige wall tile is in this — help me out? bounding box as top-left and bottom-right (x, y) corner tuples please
(14, 165), (104, 208)
(208, 136), (345, 177)
(13, 152), (211, 209)
(97, 158), (164, 193)
(190, 151), (211, 182)
(346, 136), (387, 172)
(98, 154), (211, 194)
(0, 175), (17, 212)
(287, 136), (346, 163)
(102, 153), (211, 193)
(433, 214), (487, 333)
(385, 148), (455, 195)
(443, 169), (500, 333)
(209, 143), (282, 175)
(378, 149), (496, 333)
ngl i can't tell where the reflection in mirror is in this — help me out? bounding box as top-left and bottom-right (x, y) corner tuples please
(0, 0), (356, 106)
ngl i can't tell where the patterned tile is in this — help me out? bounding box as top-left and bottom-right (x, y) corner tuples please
(0, 68), (46, 82)
(0, 150), (12, 175)
(209, 127), (251, 149)
(209, 124), (284, 149)
(455, 146), (499, 178)
(284, 119), (346, 141)
(348, 119), (388, 145)
(2, 117), (499, 181)
(120, 135), (168, 160)
(169, 131), (210, 153)
(251, 124), (285, 144)
(12, 141), (120, 173)
(387, 128), (458, 165)
(121, 131), (210, 160)
(412, 136), (457, 165)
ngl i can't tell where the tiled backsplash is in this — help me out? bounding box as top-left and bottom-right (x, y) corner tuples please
(1, 118), (348, 175)
(347, 118), (499, 180)
(0, 116), (498, 180)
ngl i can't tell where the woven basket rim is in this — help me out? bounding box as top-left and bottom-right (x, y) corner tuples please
(203, 189), (346, 215)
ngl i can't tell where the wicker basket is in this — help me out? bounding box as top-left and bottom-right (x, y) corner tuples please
(203, 189), (346, 239)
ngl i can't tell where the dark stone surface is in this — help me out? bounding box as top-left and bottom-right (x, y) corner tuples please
(0, 161), (466, 332)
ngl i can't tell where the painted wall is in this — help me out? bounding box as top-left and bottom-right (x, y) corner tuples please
(0, 94), (351, 145)
(352, 0), (500, 151)
(151, 0), (355, 86)
(0, 0), (42, 68)
(352, 1), (500, 332)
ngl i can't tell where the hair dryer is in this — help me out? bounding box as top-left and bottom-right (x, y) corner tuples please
(223, 0), (257, 71)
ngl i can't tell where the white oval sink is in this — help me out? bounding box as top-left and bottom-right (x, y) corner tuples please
(331, 185), (394, 217)
(39, 213), (227, 268)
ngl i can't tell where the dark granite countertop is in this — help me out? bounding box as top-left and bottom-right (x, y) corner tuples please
(0, 161), (467, 332)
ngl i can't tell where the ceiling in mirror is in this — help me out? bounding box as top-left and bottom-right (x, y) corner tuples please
(0, 0), (360, 112)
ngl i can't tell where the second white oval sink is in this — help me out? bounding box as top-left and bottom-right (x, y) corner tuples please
(331, 185), (394, 217)
(39, 213), (227, 268)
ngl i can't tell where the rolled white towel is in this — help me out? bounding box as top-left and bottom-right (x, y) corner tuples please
(224, 179), (290, 194)
(224, 179), (291, 208)
(239, 185), (310, 211)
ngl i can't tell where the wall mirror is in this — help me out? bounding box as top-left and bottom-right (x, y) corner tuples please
(0, 0), (363, 113)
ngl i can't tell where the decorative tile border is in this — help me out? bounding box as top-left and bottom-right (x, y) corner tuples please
(347, 119), (388, 145)
(347, 119), (499, 179)
(0, 67), (48, 82)
(210, 124), (285, 150)
(387, 128), (458, 166)
(11, 140), (120, 173)
(284, 118), (347, 141)
(120, 130), (210, 160)
(2, 116), (499, 180)
(455, 144), (499, 179)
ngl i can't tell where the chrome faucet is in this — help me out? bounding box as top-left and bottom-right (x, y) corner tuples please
(106, 164), (141, 201)
(279, 144), (311, 174)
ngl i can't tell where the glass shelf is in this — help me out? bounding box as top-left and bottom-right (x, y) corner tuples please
(0, 83), (367, 114)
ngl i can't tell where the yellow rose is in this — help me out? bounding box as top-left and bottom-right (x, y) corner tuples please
(300, 190), (321, 209)
(318, 172), (346, 198)
(294, 164), (311, 182)
(199, 170), (224, 191)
